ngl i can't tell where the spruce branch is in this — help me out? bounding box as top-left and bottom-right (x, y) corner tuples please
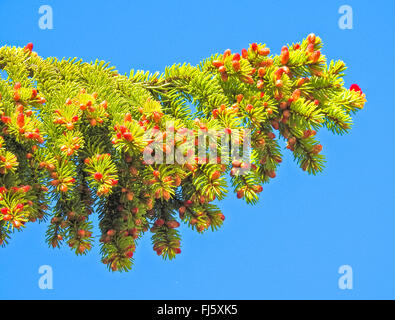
(0, 35), (366, 271)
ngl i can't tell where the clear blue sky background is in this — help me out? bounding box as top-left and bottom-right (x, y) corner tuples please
(0, 0), (394, 300)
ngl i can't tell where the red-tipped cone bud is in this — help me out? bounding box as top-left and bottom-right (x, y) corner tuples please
(24, 43), (33, 52)
(94, 172), (103, 181)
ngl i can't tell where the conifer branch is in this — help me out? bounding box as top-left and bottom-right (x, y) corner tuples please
(0, 36), (366, 271)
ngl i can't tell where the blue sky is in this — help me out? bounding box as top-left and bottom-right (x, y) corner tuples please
(0, 0), (394, 299)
